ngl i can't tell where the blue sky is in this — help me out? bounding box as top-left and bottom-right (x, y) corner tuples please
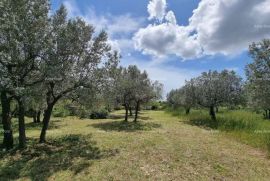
(51, 0), (270, 95)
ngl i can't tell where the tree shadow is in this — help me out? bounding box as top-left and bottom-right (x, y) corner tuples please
(139, 116), (152, 120)
(0, 134), (118, 181)
(108, 114), (151, 121)
(183, 116), (218, 129)
(91, 121), (161, 132)
(108, 114), (124, 120)
(25, 121), (60, 131)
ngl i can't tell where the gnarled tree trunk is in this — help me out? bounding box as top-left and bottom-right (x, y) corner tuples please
(129, 107), (133, 116)
(209, 105), (216, 122)
(33, 111), (37, 123)
(17, 98), (26, 148)
(37, 110), (41, 123)
(134, 101), (140, 122)
(39, 103), (54, 143)
(1, 91), (14, 150)
(185, 107), (190, 115)
(124, 104), (129, 122)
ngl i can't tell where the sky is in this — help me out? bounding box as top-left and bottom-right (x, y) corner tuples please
(51, 0), (270, 95)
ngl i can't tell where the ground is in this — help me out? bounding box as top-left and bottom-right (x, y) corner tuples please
(0, 110), (270, 181)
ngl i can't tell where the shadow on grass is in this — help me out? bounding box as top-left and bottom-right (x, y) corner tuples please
(25, 121), (60, 131)
(91, 121), (161, 132)
(139, 116), (152, 120)
(108, 114), (124, 120)
(0, 134), (118, 181)
(184, 118), (218, 129)
(108, 114), (151, 120)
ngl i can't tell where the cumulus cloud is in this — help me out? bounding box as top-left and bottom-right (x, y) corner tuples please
(84, 10), (143, 38)
(63, 1), (144, 54)
(165, 11), (177, 25)
(147, 0), (167, 22)
(134, 0), (270, 60)
(134, 23), (202, 59)
(189, 0), (270, 55)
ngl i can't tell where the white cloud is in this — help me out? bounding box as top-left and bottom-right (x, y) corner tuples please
(84, 10), (144, 37)
(147, 0), (167, 22)
(134, 0), (270, 60)
(133, 23), (202, 59)
(189, 0), (270, 55)
(165, 11), (177, 25)
(63, 1), (144, 54)
(63, 1), (80, 17)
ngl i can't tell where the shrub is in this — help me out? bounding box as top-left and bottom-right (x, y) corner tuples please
(114, 106), (122, 110)
(90, 109), (108, 119)
(53, 106), (70, 118)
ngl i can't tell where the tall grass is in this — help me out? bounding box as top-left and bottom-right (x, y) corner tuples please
(166, 107), (270, 154)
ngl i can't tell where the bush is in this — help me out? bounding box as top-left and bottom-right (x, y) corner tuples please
(53, 106), (70, 118)
(114, 106), (122, 111)
(90, 109), (108, 119)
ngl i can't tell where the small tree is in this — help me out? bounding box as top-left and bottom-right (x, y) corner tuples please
(193, 70), (243, 121)
(246, 39), (270, 119)
(39, 5), (118, 143)
(0, 0), (49, 148)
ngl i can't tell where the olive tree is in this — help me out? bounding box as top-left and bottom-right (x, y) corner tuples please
(112, 66), (135, 121)
(246, 39), (270, 118)
(0, 0), (49, 148)
(39, 5), (118, 143)
(129, 66), (163, 122)
(167, 80), (196, 115)
(193, 70), (243, 121)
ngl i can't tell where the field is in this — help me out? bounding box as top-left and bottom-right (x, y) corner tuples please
(1, 110), (270, 180)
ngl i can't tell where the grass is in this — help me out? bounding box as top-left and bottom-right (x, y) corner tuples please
(166, 107), (270, 152)
(0, 110), (270, 180)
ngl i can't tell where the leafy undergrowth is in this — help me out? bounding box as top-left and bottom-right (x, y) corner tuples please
(166, 107), (270, 153)
(0, 110), (270, 180)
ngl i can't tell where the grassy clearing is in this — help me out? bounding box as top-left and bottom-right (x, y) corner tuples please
(166, 107), (270, 152)
(1, 110), (270, 180)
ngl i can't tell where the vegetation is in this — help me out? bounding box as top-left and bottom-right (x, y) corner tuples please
(0, 0), (162, 150)
(0, 111), (270, 180)
(1, 0), (270, 179)
(166, 107), (270, 152)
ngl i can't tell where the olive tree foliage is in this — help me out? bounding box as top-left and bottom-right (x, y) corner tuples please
(193, 70), (243, 121)
(167, 80), (196, 114)
(0, 0), (49, 148)
(111, 65), (163, 122)
(246, 39), (270, 119)
(0, 0), (120, 147)
(39, 5), (119, 143)
(168, 70), (244, 121)
(132, 69), (163, 122)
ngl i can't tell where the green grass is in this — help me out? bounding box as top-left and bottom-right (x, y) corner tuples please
(166, 107), (270, 152)
(1, 110), (270, 180)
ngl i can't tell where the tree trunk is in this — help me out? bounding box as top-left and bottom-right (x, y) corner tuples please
(33, 111), (37, 123)
(39, 103), (54, 143)
(134, 101), (140, 122)
(209, 106), (216, 121)
(185, 107), (190, 115)
(264, 110), (268, 119)
(1, 91), (14, 150)
(124, 104), (128, 122)
(37, 110), (41, 123)
(129, 107), (133, 116)
(215, 106), (219, 113)
(17, 98), (26, 148)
